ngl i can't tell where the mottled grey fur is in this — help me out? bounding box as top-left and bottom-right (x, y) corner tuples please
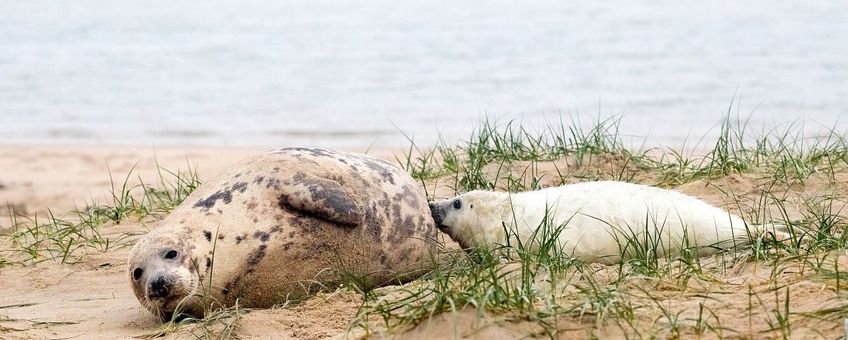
(128, 147), (441, 319)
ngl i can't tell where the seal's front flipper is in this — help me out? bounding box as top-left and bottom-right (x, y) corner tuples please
(277, 172), (363, 226)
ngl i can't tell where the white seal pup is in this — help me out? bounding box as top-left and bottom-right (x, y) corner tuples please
(429, 181), (781, 263)
(128, 147), (442, 320)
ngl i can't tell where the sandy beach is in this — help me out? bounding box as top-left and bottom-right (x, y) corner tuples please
(3, 0), (847, 338)
(2, 137), (848, 339)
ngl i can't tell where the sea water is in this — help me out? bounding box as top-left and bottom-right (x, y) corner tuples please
(1, 1), (846, 148)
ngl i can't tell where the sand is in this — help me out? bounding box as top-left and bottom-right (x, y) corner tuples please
(2, 145), (847, 339)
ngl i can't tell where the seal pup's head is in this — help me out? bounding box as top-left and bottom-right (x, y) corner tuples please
(429, 190), (510, 249)
(127, 228), (202, 320)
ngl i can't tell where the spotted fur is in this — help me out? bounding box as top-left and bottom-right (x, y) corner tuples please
(128, 147), (443, 319)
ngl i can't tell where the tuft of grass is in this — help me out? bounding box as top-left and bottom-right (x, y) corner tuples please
(398, 115), (641, 195)
(8, 209), (111, 264)
(1, 162), (200, 264)
(145, 303), (246, 340)
(95, 160), (201, 222)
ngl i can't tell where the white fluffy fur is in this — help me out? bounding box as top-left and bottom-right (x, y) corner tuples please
(432, 181), (776, 263)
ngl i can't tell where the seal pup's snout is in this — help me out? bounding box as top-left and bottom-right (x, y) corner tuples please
(428, 202), (446, 230)
(148, 275), (171, 299)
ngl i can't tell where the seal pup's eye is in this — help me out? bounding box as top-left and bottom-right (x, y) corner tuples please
(165, 250), (178, 259)
(133, 268), (143, 281)
(452, 200), (462, 210)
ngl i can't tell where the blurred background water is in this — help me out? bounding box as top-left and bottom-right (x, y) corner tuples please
(0, 0), (846, 148)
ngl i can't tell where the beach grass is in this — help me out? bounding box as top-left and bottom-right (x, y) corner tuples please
(0, 162), (200, 265)
(4, 114), (848, 338)
(360, 114), (848, 338)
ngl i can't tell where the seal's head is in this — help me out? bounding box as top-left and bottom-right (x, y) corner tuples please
(428, 191), (510, 249)
(127, 228), (201, 320)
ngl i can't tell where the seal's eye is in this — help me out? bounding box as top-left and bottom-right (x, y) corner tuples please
(133, 268), (143, 281)
(452, 200), (462, 210)
(165, 250), (178, 259)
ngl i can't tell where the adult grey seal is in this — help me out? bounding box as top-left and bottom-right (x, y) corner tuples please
(127, 147), (441, 319)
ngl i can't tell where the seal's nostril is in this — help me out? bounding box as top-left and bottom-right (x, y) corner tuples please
(152, 276), (166, 289)
(429, 206), (446, 230)
(148, 276), (170, 299)
(430, 209), (439, 221)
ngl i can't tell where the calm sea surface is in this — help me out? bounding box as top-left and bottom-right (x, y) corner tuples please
(1, 1), (846, 148)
